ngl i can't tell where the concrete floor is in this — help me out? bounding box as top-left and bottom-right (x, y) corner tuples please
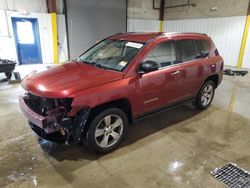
(1, 74), (250, 188)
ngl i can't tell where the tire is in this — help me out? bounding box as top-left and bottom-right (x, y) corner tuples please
(14, 72), (21, 81)
(82, 108), (128, 153)
(5, 72), (12, 79)
(194, 80), (215, 109)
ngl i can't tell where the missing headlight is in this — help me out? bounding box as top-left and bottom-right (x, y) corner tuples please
(58, 98), (73, 112)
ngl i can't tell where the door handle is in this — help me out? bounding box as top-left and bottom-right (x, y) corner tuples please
(170, 70), (180, 75)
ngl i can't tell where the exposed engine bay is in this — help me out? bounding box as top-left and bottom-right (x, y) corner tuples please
(25, 93), (72, 116)
(23, 93), (76, 143)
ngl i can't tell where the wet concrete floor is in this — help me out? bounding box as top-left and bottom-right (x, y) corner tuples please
(1, 75), (250, 188)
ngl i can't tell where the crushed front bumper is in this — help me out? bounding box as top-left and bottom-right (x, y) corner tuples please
(28, 121), (67, 143)
(19, 95), (91, 143)
(19, 96), (59, 134)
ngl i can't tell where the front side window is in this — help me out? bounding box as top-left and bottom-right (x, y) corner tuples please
(78, 39), (144, 71)
(176, 40), (196, 62)
(143, 41), (177, 68)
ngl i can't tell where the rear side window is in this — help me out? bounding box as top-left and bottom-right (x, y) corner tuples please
(193, 40), (203, 59)
(143, 41), (176, 68)
(200, 40), (210, 57)
(176, 40), (196, 62)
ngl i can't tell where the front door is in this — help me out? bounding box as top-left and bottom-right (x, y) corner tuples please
(12, 17), (42, 64)
(135, 40), (181, 116)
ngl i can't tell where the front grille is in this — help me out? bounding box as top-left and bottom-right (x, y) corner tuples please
(211, 163), (250, 188)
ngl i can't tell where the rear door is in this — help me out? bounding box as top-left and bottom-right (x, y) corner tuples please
(197, 39), (213, 87)
(176, 39), (202, 99)
(200, 39), (217, 75)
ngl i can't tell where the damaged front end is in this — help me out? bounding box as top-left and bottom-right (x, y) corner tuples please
(19, 93), (90, 143)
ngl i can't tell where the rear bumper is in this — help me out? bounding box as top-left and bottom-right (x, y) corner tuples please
(19, 96), (58, 134)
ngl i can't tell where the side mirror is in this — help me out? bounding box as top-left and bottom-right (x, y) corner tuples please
(138, 60), (159, 74)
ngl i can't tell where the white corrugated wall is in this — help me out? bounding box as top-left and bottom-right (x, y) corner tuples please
(127, 19), (160, 32)
(127, 17), (247, 67)
(163, 16), (246, 67)
(57, 15), (69, 62)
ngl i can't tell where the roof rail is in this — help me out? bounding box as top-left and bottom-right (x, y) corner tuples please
(161, 32), (207, 36)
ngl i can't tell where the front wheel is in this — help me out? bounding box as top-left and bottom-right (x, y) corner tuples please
(194, 80), (215, 109)
(82, 108), (128, 153)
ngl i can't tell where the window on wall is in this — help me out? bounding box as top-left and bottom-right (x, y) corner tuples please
(176, 40), (196, 62)
(143, 41), (176, 68)
(16, 21), (34, 44)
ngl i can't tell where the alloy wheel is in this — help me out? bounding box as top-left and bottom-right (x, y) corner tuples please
(94, 114), (123, 148)
(201, 84), (214, 106)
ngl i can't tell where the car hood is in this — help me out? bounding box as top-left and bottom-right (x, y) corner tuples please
(21, 61), (123, 98)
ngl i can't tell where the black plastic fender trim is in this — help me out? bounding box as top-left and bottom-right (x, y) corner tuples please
(73, 108), (91, 143)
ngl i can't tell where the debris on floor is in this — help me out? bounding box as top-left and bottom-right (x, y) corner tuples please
(211, 163), (250, 188)
(224, 69), (248, 76)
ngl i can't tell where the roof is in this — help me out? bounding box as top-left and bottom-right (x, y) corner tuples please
(110, 32), (163, 43)
(109, 32), (208, 43)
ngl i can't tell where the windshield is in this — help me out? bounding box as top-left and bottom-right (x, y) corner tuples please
(77, 39), (144, 72)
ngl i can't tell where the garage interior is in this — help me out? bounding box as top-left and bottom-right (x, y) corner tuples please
(1, 0), (250, 187)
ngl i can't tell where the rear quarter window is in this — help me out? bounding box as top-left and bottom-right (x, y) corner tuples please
(193, 40), (203, 59)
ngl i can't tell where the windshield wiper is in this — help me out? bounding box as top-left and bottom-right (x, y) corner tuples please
(95, 63), (107, 69)
(75, 57), (83, 62)
(76, 58), (93, 65)
(96, 64), (119, 71)
(90, 61), (108, 69)
(77, 59), (119, 71)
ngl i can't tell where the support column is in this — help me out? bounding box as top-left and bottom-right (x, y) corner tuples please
(51, 13), (58, 64)
(159, 0), (165, 32)
(237, 2), (250, 68)
(47, 0), (58, 64)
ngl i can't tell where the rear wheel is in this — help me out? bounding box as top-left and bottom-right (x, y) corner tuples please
(194, 80), (215, 109)
(82, 108), (128, 153)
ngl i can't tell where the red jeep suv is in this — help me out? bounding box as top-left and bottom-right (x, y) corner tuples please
(19, 32), (223, 153)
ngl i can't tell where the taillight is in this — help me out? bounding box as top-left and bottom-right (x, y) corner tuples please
(215, 49), (219, 56)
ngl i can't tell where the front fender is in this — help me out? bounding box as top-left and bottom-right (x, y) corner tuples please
(69, 77), (136, 115)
